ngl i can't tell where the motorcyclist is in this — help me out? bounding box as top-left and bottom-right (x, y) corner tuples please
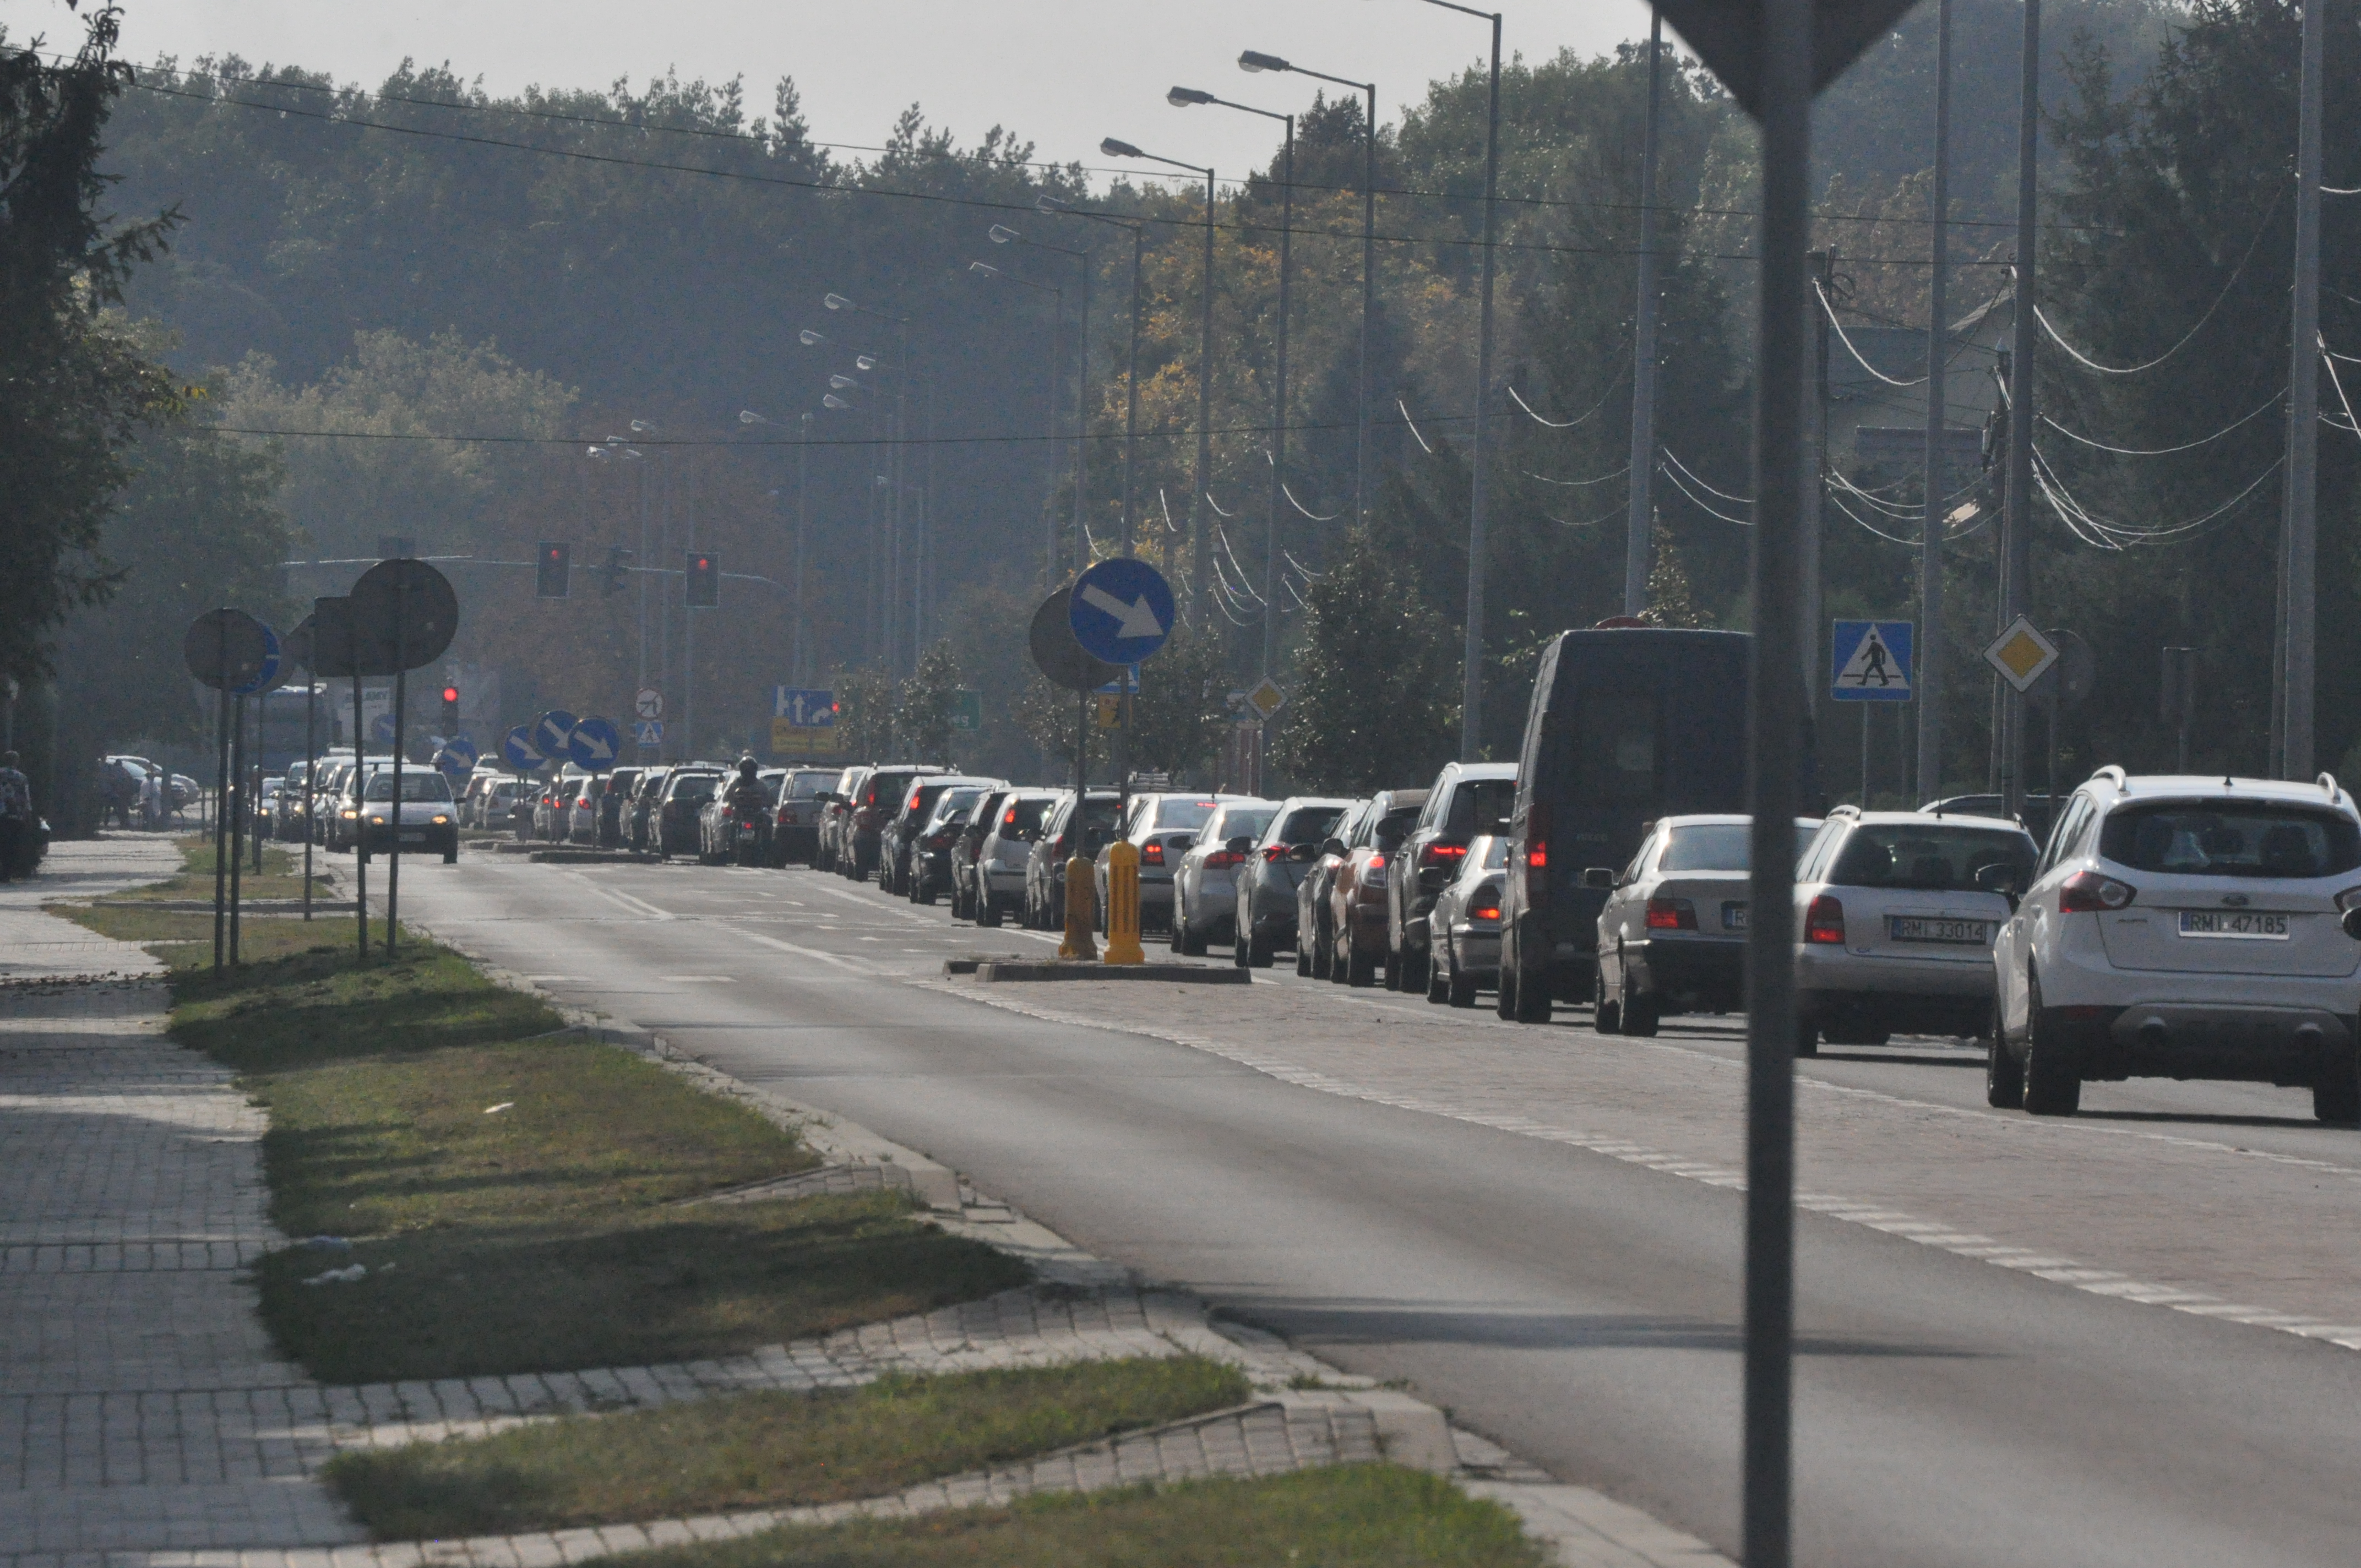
(721, 756), (768, 858)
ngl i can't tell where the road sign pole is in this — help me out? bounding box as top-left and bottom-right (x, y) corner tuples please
(229, 695), (246, 967)
(212, 635), (230, 976)
(387, 586), (406, 960)
(302, 676), (315, 921)
(2001, 0), (2042, 821)
(352, 665), (366, 963)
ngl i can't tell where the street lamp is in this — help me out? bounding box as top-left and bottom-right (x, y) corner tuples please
(1239, 49), (1378, 536)
(742, 409), (814, 685)
(821, 291), (918, 670)
(1033, 196), (1147, 562)
(1386, 0), (1500, 759)
(991, 222), (1094, 577)
(970, 259), (1070, 584)
(1100, 137), (1219, 628)
(1171, 83), (1295, 680)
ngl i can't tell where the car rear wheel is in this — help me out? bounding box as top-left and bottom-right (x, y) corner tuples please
(1296, 941), (1314, 977)
(2313, 1042), (2360, 1124)
(1621, 977), (1660, 1037)
(1984, 1002), (2024, 1108)
(1426, 945), (1450, 1003)
(2020, 976), (2082, 1117)
(1446, 953), (1478, 1008)
(1794, 1016), (1820, 1058)
(1174, 918), (1205, 956)
(1592, 967), (1622, 1035)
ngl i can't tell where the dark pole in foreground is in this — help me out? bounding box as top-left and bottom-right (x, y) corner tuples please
(1460, 8), (1503, 758)
(211, 644), (229, 977)
(1744, 1), (1813, 1562)
(2280, 0), (2324, 778)
(352, 666), (367, 963)
(302, 677), (315, 920)
(2001, 0), (2041, 818)
(1624, 6), (1663, 616)
(228, 695), (245, 966)
(1917, 0), (1953, 803)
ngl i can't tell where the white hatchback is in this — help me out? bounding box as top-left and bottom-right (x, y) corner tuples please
(1792, 807), (2036, 1056)
(1988, 769), (2361, 1120)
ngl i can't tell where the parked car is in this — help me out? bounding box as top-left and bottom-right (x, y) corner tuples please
(842, 766), (945, 881)
(1169, 800), (1276, 955)
(815, 765), (869, 873)
(1387, 763), (1517, 992)
(1498, 626), (1759, 1025)
(533, 768), (587, 841)
(652, 768), (723, 858)
(628, 767), (671, 852)
(323, 757), (397, 852)
(882, 775), (996, 895)
(1297, 799), (1369, 978)
(1792, 807), (2034, 1055)
(965, 790), (1057, 926)
(274, 763), (315, 840)
(1233, 797), (1353, 968)
(1923, 792), (2059, 845)
(1987, 769), (2361, 1120)
(908, 782), (999, 904)
(698, 769), (779, 865)
(1593, 814), (1823, 1036)
(1320, 789), (1427, 985)
(564, 771), (606, 844)
(770, 767), (837, 865)
(1426, 834), (1510, 1006)
(353, 767), (460, 863)
(1025, 789), (1123, 929)
(1095, 793), (1232, 935)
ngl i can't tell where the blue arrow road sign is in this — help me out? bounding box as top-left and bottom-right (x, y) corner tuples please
(1831, 620), (1914, 703)
(568, 716), (623, 771)
(534, 709), (578, 758)
(502, 725), (545, 771)
(1068, 558), (1174, 665)
(432, 747), (472, 781)
(442, 736), (480, 770)
(231, 623), (282, 696)
(774, 687), (838, 727)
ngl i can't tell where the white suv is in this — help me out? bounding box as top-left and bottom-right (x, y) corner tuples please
(1791, 808), (2036, 1055)
(1988, 769), (2361, 1121)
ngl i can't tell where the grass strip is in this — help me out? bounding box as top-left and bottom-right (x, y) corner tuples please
(327, 1357), (1252, 1540)
(97, 834), (327, 902)
(62, 856), (1027, 1385)
(603, 1465), (1545, 1568)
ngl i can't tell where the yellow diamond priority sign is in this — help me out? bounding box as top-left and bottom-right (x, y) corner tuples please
(1243, 678), (1288, 723)
(1983, 616), (2060, 694)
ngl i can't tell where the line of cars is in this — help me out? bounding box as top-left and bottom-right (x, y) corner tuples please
(262, 753), (460, 861)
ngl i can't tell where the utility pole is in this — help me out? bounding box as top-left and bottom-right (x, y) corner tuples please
(1624, 7), (1664, 617)
(1196, 166), (1217, 622)
(1460, 10), (1503, 759)
(2001, 0), (2042, 822)
(1804, 251), (1830, 700)
(1917, 0), (1954, 804)
(2280, 0), (2324, 778)
(1265, 116), (1297, 680)
(795, 412), (810, 686)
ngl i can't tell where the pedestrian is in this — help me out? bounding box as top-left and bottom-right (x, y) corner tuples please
(140, 765), (165, 830)
(0, 750), (31, 883)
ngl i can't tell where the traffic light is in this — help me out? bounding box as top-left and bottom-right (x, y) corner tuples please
(440, 684), (460, 730)
(686, 551), (720, 608)
(600, 545), (632, 597)
(536, 542), (570, 598)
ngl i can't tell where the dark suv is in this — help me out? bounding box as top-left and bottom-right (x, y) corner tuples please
(653, 768), (723, 858)
(1386, 763), (1518, 993)
(842, 765), (947, 881)
(881, 775), (995, 895)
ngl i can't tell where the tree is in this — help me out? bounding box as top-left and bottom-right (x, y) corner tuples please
(830, 663), (896, 761)
(1125, 624), (1230, 785)
(1273, 531), (1459, 792)
(896, 643), (961, 763)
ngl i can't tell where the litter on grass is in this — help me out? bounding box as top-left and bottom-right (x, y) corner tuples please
(301, 1264), (368, 1287)
(484, 1102), (514, 1114)
(301, 1235), (352, 1251)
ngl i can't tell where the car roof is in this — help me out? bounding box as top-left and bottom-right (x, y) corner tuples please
(2087, 771), (2356, 812)
(1834, 807), (2026, 831)
(1438, 761), (1519, 782)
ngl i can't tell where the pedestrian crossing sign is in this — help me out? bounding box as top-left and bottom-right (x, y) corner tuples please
(1831, 620), (1913, 703)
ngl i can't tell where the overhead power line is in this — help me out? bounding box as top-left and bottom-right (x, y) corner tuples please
(2031, 189), (2281, 377)
(2037, 387), (2282, 456)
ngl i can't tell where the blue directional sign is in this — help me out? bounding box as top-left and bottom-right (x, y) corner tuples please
(231, 623), (284, 696)
(432, 745), (474, 783)
(568, 716), (623, 771)
(533, 709), (578, 759)
(502, 725), (546, 771)
(1068, 558), (1174, 665)
(1830, 620), (1914, 703)
(774, 687), (837, 727)
(440, 736), (480, 770)
(371, 711), (399, 744)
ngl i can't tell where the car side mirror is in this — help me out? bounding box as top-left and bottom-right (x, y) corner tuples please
(1581, 866), (1615, 891)
(1318, 837), (1346, 859)
(1974, 862), (2023, 910)
(2341, 907), (2361, 942)
(1226, 836), (1253, 856)
(1288, 841), (1320, 863)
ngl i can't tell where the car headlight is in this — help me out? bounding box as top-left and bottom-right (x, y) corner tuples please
(432, 815), (450, 825)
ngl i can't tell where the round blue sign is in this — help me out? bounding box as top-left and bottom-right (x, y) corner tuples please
(441, 736), (480, 770)
(231, 623), (283, 696)
(502, 725), (546, 771)
(567, 716), (623, 772)
(1068, 558), (1175, 665)
(532, 709), (578, 760)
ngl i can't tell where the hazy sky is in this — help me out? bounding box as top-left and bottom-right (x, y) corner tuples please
(2, 0), (1657, 188)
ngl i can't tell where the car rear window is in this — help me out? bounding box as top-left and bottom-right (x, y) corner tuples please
(1374, 805), (1421, 852)
(2099, 802), (2361, 879)
(999, 798), (1051, 835)
(787, 771), (834, 798)
(1273, 805), (1345, 846)
(1211, 807), (1275, 843)
(668, 774), (721, 805)
(1658, 823), (1820, 872)
(1153, 798), (1220, 832)
(1445, 779), (1517, 838)
(364, 772), (452, 802)
(931, 788), (987, 825)
(1831, 824), (2034, 891)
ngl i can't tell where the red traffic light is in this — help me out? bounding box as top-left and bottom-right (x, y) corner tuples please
(441, 686), (459, 704)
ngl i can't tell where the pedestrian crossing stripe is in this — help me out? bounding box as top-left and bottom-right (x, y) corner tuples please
(1830, 619), (1913, 703)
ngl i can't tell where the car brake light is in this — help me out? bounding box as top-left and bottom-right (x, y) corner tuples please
(1204, 850), (1242, 870)
(1144, 841), (1166, 866)
(1526, 801), (1550, 900)
(1468, 898), (1502, 922)
(1419, 842), (1467, 870)
(2059, 870), (2136, 912)
(1263, 844), (1291, 863)
(1003, 807), (1018, 826)
(1645, 897), (1697, 930)
(927, 830), (953, 849)
(1805, 895), (1846, 944)
(909, 789), (923, 812)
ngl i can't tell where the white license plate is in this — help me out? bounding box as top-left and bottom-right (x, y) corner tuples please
(399, 832), (425, 844)
(1721, 902), (1748, 930)
(1889, 916), (1989, 944)
(2178, 910), (2290, 940)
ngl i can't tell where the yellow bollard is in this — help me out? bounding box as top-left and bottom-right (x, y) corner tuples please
(1103, 840), (1144, 965)
(1058, 854), (1098, 961)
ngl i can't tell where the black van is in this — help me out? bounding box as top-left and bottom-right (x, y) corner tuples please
(1497, 626), (1759, 1023)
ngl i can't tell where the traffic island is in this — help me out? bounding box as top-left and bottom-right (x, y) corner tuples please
(951, 958), (1249, 985)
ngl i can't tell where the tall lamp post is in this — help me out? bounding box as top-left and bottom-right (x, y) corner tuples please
(824, 292), (916, 672)
(1099, 138), (1217, 624)
(1238, 49), (1377, 533)
(991, 223), (1094, 577)
(1038, 195), (1147, 560)
(969, 261), (1069, 585)
(1624, 9), (1662, 617)
(738, 408), (814, 687)
(1394, 0), (1501, 758)
(1170, 84), (1294, 680)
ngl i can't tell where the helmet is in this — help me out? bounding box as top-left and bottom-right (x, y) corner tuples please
(737, 756), (758, 779)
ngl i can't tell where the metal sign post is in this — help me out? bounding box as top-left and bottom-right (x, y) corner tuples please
(183, 609), (270, 977)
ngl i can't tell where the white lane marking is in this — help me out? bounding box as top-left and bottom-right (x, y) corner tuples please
(659, 974), (737, 983)
(723, 923), (882, 976)
(921, 980), (2361, 1357)
(565, 873), (676, 922)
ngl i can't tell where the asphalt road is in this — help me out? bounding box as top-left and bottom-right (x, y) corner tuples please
(393, 848), (2361, 1568)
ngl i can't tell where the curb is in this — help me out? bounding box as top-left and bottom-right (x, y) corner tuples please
(956, 958), (1249, 984)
